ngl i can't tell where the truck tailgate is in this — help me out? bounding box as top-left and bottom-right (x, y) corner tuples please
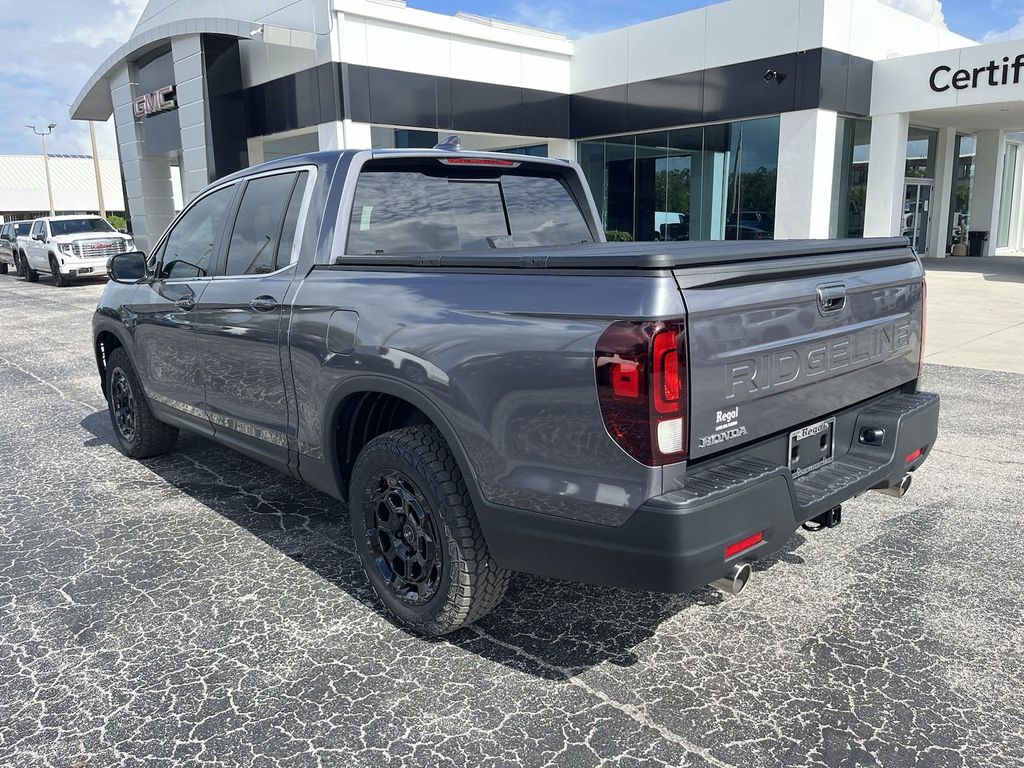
(677, 244), (924, 460)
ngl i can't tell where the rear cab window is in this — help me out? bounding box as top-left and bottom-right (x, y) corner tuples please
(345, 158), (595, 256)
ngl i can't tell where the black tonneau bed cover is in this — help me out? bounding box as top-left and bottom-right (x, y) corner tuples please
(334, 237), (914, 271)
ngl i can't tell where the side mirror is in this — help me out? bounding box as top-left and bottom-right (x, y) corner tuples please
(108, 251), (148, 284)
(33, 233), (46, 241)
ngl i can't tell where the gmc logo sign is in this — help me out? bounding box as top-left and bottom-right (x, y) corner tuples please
(132, 86), (178, 119)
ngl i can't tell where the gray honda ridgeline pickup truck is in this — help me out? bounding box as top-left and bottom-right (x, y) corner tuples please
(94, 143), (939, 636)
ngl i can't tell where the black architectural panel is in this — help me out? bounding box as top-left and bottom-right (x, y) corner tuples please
(702, 54), (797, 123)
(344, 63), (372, 122)
(451, 79), (522, 134)
(245, 63), (345, 138)
(234, 48), (873, 144)
(793, 48), (823, 112)
(366, 67), (444, 129)
(203, 35), (249, 180)
(570, 85), (628, 138)
(625, 72), (703, 133)
(846, 55), (873, 116)
(522, 87), (570, 139)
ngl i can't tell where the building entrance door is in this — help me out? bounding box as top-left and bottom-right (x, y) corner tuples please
(903, 181), (932, 254)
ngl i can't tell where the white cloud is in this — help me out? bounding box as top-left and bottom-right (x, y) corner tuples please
(509, 1), (617, 38)
(0, 0), (146, 158)
(879, 0), (947, 27)
(983, 15), (1024, 42)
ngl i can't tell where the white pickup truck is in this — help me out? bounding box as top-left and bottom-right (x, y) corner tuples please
(21, 215), (135, 287)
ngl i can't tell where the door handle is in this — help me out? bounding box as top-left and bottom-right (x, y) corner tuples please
(249, 295), (279, 312)
(175, 296), (196, 311)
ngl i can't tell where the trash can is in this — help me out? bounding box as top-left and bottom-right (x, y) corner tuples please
(967, 230), (989, 257)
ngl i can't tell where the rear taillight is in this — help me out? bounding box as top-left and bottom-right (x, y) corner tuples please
(596, 320), (688, 466)
(918, 277), (927, 385)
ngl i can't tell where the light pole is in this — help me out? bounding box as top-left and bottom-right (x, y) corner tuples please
(27, 123), (57, 218)
(88, 121), (106, 219)
(27, 123), (57, 217)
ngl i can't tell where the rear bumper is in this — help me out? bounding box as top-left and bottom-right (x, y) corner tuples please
(480, 390), (940, 593)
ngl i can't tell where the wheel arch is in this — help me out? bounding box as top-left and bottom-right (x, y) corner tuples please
(94, 321), (131, 398)
(321, 377), (483, 507)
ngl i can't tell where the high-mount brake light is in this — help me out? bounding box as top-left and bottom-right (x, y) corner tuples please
(439, 157), (521, 168)
(595, 320), (688, 466)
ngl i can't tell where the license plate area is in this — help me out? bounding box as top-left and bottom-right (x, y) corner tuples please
(789, 418), (835, 478)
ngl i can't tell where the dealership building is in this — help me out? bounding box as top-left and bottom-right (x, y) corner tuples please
(71, 0), (1024, 257)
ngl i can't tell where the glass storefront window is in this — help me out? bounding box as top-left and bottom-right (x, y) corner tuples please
(997, 142), (1019, 249)
(830, 117), (871, 239)
(906, 127), (938, 179)
(577, 116), (780, 242)
(948, 135), (975, 251)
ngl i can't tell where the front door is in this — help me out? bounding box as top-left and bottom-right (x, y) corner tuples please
(191, 169), (309, 470)
(902, 182), (932, 255)
(131, 183), (238, 430)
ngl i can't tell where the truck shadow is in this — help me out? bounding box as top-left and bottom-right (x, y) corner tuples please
(80, 409), (806, 679)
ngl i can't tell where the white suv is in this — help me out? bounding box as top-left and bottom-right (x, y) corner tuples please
(22, 215), (135, 287)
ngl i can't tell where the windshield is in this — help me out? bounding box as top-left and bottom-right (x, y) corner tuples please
(49, 218), (115, 237)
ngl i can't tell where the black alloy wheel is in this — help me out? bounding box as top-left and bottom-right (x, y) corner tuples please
(364, 469), (443, 604)
(49, 257), (66, 287)
(349, 425), (510, 636)
(109, 366), (137, 443)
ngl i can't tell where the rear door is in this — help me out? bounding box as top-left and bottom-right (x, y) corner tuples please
(191, 168), (311, 469)
(678, 245), (924, 460)
(131, 183), (238, 431)
(26, 220), (47, 270)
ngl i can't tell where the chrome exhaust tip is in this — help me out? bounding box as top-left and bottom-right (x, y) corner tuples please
(877, 474), (913, 498)
(711, 563), (752, 596)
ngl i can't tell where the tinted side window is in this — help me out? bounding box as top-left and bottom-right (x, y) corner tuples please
(502, 175), (593, 247)
(31, 221), (42, 237)
(276, 171), (310, 268)
(222, 173), (297, 276)
(160, 186), (235, 279)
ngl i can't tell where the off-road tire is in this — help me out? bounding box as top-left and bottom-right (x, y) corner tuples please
(49, 256), (66, 287)
(0, 262), (7, 275)
(14, 254), (24, 277)
(24, 255), (38, 283)
(105, 347), (178, 459)
(349, 425), (510, 636)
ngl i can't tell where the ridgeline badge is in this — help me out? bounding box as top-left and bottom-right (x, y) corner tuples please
(133, 86), (178, 119)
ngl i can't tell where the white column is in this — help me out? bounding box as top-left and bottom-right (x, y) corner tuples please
(547, 139), (577, 162)
(971, 129), (1006, 257)
(927, 127), (957, 258)
(774, 109), (838, 239)
(319, 120), (372, 151)
(172, 35), (210, 203)
(864, 112), (910, 237)
(111, 63), (176, 253)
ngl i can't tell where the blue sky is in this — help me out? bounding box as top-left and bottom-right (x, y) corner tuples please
(1, 0), (1024, 157)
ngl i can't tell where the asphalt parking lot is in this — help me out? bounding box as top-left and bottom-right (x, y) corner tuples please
(1, 269), (1022, 768)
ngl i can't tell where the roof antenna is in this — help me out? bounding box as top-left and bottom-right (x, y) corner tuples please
(434, 135), (463, 152)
